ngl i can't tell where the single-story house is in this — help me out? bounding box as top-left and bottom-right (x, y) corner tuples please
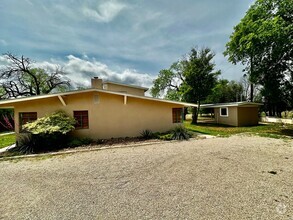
(200, 102), (262, 126)
(0, 77), (197, 139)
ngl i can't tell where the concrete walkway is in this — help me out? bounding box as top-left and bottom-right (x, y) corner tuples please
(0, 131), (14, 136)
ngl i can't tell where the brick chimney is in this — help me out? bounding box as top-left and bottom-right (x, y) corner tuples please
(91, 77), (103, 89)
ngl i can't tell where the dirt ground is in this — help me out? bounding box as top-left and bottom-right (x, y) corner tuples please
(0, 135), (293, 219)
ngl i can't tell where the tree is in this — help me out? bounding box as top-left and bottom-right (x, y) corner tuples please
(151, 47), (220, 124)
(182, 48), (220, 123)
(151, 62), (185, 101)
(0, 53), (70, 98)
(205, 79), (244, 104)
(224, 0), (293, 115)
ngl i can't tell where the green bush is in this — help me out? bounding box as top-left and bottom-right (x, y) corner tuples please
(67, 137), (93, 148)
(158, 133), (173, 140)
(171, 125), (190, 140)
(281, 111), (293, 119)
(260, 111), (266, 117)
(12, 132), (69, 154)
(23, 110), (76, 134)
(12, 133), (36, 154)
(13, 111), (76, 154)
(140, 129), (154, 140)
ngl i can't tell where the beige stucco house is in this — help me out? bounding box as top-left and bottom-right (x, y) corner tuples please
(0, 78), (197, 139)
(200, 102), (262, 126)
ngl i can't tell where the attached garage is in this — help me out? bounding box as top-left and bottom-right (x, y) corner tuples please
(200, 102), (262, 127)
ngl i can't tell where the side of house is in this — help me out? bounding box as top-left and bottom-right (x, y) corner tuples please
(8, 91), (185, 139)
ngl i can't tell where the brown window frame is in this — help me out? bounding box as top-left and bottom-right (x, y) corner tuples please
(172, 108), (183, 123)
(19, 112), (37, 131)
(73, 111), (89, 129)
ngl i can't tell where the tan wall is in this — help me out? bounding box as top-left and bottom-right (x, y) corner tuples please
(11, 92), (183, 139)
(237, 107), (259, 126)
(214, 106), (238, 126)
(104, 83), (145, 96)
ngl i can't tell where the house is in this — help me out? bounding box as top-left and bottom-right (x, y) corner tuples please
(200, 102), (262, 126)
(0, 77), (197, 139)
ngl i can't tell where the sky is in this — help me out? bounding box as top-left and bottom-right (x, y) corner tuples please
(0, 0), (254, 89)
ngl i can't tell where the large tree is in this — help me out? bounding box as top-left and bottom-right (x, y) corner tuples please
(224, 0), (293, 115)
(0, 53), (70, 99)
(205, 79), (244, 104)
(151, 47), (220, 124)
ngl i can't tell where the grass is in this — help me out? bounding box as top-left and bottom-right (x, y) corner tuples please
(0, 133), (16, 149)
(184, 120), (293, 138)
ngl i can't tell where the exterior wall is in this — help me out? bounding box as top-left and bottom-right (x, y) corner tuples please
(214, 106), (238, 126)
(103, 83), (145, 96)
(11, 92), (183, 139)
(237, 107), (259, 126)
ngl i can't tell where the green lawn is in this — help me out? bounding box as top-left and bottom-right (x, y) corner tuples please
(184, 121), (293, 138)
(0, 133), (16, 149)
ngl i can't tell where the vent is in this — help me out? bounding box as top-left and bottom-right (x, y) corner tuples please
(93, 95), (99, 104)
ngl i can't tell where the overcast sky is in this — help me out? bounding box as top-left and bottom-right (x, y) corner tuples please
(0, 0), (254, 88)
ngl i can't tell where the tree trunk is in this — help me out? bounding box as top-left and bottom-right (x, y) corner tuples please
(191, 102), (200, 124)
(250, 83), (254, 102)
(183, 107), (188, 120)
(191, 107), (198, 124)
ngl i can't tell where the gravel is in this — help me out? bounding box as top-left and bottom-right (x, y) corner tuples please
(0, 135), (293, 219)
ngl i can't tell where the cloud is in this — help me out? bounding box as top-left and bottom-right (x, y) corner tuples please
(83, 1), (126, 23)
(0, 0), (254, 83)
(0, 54), (153, 92)
(33, 55), (153, 90)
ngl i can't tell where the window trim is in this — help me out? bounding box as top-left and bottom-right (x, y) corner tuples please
(220, 107), (229, 117)
(19, 112), (37, 131)
(172, 108), (183, 123)
(73, 110), (89, 129)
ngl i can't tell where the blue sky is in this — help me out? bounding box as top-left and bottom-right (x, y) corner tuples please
(0, 0), (254, 88)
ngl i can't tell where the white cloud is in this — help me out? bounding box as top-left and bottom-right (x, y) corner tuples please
(0, 54), (154, 92)
(83, 1), (126, 23)
(36, 55), (153, 90)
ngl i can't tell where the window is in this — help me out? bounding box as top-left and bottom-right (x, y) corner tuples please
(74, 111), (89, 129)
(19, 112), (37, 130)
(220, 107), (228, 117)
(172, 108), (182, 123)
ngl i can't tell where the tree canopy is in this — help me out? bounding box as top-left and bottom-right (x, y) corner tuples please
(205, 79), (244, 104)
(0, 53), (70, 99)
(224, 0), (293, 115)
(151, 47), (220, 123)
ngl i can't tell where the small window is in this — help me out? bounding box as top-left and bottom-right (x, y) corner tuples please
(74, 111), (89, 129)
(220, 107), (228, 117)
(172, 108), (182, 123)
(19, 112), (37, 130)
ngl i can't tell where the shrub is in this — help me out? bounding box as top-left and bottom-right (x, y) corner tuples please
(67, 137), (93, 148)
(159, 133), (173, 140)
(171, 125), (190, 140)
(281, 111), (293, 119)
(12, 133), (36, 154)
(23, 110), (76, 135)
(140, 129), (154, 140)
(260, 111), (266, 117)
(13, 111), (76, 154)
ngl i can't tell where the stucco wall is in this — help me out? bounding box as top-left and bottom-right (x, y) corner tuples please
(104, 83), (145, 96)
(214, 106), (238, 126)
(11, 91), (183, 139)
(237, 107), (259, 126)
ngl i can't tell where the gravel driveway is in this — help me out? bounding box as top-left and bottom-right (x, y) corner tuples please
(0, 135), (293, 219)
